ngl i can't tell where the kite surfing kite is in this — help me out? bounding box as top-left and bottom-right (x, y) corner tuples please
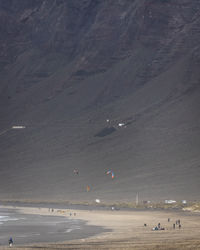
(73, 169), (79, 175)
(106, 170), (115, 179)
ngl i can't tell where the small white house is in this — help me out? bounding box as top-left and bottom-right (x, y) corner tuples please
(165, 200), (176, 204)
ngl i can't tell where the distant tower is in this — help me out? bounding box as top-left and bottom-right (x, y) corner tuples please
(136, 192), (139, 205)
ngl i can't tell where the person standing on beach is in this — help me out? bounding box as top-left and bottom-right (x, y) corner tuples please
(9, 237), (13, 247)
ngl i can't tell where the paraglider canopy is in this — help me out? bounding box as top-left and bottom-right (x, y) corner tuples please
(73, 169), (79, 175)
(106, 170), (115, 179)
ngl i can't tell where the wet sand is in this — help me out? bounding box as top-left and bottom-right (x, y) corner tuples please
(0, 205), (200, 249)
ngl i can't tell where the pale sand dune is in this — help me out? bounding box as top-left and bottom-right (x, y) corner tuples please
(0, 206), (200, 249)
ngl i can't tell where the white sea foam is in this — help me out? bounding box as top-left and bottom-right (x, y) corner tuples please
(65, 228), (73, 233)
(0, 215), (20, 223)
(64, 225), (81, 233)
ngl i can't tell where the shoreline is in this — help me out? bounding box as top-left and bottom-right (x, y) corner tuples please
(0, 205), (200, 249)
(0, 206), (108, 247)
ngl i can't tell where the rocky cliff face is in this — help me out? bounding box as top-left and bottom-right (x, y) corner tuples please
(0, 0), (200, 202)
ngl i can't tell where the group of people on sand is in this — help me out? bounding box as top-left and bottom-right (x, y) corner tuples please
(144, 217), (182, 231)
(48, 208), (54, 212)
(151, 222), (165, 231)
(173, 219), (181, 229)
(48, 207), (77, 217)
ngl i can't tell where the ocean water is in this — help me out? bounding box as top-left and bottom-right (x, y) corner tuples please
(0, 215), (20, 224)
(0, 207), (106, 246)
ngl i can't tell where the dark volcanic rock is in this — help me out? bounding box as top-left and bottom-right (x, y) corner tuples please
(0, 0), (199, 202)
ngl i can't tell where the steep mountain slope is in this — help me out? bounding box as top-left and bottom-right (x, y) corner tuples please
(0, 0), (200, 202)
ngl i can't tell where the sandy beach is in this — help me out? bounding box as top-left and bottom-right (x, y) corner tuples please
(0, 205), (199, 249)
